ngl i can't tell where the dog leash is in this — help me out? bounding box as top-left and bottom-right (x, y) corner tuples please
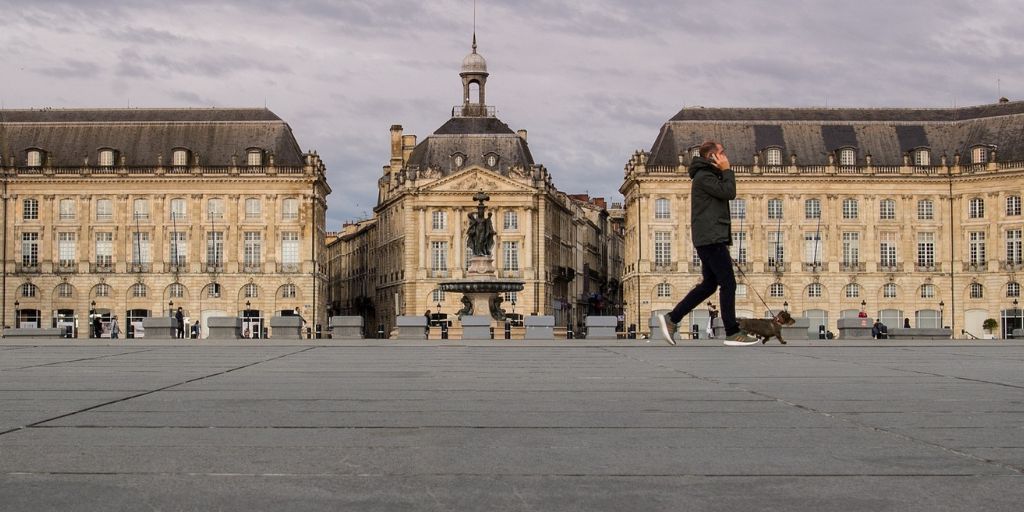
(734, 214), (776, 318)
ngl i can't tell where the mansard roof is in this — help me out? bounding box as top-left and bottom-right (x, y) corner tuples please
(0, 108), (306, 167)
(405, 115), (535, 175)
(648, 101), (1024, 166)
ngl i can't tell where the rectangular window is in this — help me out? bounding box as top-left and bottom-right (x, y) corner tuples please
(503, 211), (519, 230)
(969, 198), (985, 219)
(59, 199), (76, 220)
(207, 199), (224, 221)
(170, 199), (186, 221)
(767, 231), (784, 265)
(842, 232), (860, 265)
(842, 199), (858, 220)
(1007, 196), (1022, 216)
(431, 241), (448, 271)
(133, 199), (149, 221)
(96, 232), (113, 266)
(654, 199), (671, 219)
(502, 241), (519, 271)
(132, 232), (151, 264)
(281, 232), (299, 264)
(879, 200), (896, 220)
(432, 211), (447, 231)
(917, 200), (933, 220)
(172, 150), (188, 166)
(58, 232), (76, 265)
(805, 199), (821, 220)
(21, 233), (38, 265)
(654, 231), (671, 266)
(730, 231), (747, 263)
(969, 231), (986, 266)
(206, 231), (224, 266)
(245, 198), (261, 220)
(804, 232), (822, 267)
(879, 232), (898, 267)
(282, 198), (299, 220)
(1007, 229), (1022, 265)
(917, 232), (935, 267)
(169, 231), (187, 265)
(729, 199), (746, 220)
(244, 232), (262, 265)
(23, 199), (38, 220)
(767, 199), (783, 220)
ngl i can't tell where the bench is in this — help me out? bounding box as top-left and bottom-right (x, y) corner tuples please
(886, 327), (952, 340)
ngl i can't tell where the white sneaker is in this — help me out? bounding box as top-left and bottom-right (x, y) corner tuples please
(657, 313), (677, 346)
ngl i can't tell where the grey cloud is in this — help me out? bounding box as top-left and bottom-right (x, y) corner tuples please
(34, 58), (102, 78)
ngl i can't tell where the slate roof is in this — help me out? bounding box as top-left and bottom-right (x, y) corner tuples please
(0, 108), (306, 167)
(648, 101), (1024, 167)
(405, 115), (535, 174)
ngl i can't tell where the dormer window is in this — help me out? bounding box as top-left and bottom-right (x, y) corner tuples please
(98, 149), (115, 167)
(26, 149), (43, 167)
(246, 148), (263, 166)
(689, 146), (700, 159)
(972, 145), (988, 164)
(485, 153), (499, 168)
(913, 148), (931, 167)
(452, 153), (466, 168)
(172, 148), (190, 167)
(764, 147), (782, 166)
(838, 147), (856, 167)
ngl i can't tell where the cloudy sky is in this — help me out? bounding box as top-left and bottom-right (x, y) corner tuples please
(1, 0), (1021, 227)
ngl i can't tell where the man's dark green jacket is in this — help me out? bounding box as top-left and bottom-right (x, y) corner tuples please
(688, 156), (736, 248)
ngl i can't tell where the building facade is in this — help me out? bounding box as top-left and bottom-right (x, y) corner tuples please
(334, 38), (623, 333)
(621, 100), (1024, 338)
(0, 108), (330, 337)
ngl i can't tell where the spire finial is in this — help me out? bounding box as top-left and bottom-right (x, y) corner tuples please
(472, 0), (477, 53)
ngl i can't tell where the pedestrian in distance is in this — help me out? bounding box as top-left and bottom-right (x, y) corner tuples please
(93, 315), (102, 338)
(904, 317), (911, 328)
(191, 320), (200, 339)
(110, 315), (120, 339)
(175, 307), (185, 339)
(657, 140), (758, 346)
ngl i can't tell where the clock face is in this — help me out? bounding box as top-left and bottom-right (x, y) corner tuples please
(487, 155), (497, 166)
(454, 155), (464, 167)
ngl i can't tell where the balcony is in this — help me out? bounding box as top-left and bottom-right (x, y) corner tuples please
(500, 269), (522, 278)
(878, 263), (903, 273)
(16, 263), (39, 273)
(129, 263), (152, 273)
(963, 262), (987, 272)
(803, 262), (823, 272)
(242, 263), (263, 274)
(91, 263), (114, 273)
(840, 262), (866, 272)
(278, 263), (300, 273)
(54, 262), (78, 274)
(766, 262), (788, 273)
(1001, 261), (1024, 271)
(733, 261), (752, 273)
(429, 269), (450, 278)
(205, 263), (224, 273)
(164, 262), (187, 273)
(915, 263), (938, 272)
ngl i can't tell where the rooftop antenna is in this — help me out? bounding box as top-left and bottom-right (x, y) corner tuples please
(997, 77), (1002, 98)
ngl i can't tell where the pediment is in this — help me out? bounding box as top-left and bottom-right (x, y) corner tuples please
(419, 166), (536, 194)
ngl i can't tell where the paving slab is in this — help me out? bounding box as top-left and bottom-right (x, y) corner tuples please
(0, 339), (1021, 511)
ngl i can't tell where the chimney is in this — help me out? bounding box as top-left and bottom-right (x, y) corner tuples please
(517, 129), (527, 141)
(402, 134), (417, 163)
(390, 125), (403, 161)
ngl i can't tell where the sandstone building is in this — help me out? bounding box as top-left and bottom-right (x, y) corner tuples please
(621, 100), (1024, 338)
(0, 108), (330, 337)
(331, 38), (623, 333)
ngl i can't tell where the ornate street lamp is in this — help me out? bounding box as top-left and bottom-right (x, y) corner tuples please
(14, 300), (19, 326)
(783, 301), (789, 312)
(168, 300), (174, 316)
(939, 300), (945, 328)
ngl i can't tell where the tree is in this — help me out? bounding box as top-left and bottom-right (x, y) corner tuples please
(983, 318), (998, 333)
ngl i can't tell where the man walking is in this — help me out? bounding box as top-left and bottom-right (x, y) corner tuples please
(657, 141), (757, 345)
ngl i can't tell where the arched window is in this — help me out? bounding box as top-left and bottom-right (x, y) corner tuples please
(207, 283), (221, 298)
(431, 289), (445, 303)
(207, 198), (224, 220)
(26, 149), (43, 167)
(20, 283), (37, 297)
(133, 198), (149, 220)
(656, 283), (671, 298)
(95, 283), (111, 297)
(654, 198), (671, 219)
(807, 283), (822, 298)
(845, 283), (860, 298)
(485, 153), (499, 168)
(23, 198), (39, 220)
(842, 198), (858, 219)
(452, 153), (466, 168)
(913, 148), (931, 167)
(246, 148), (263, 166)
(280, 284), (297, 298)
(764, 147), (782, 166)
(883, 283), (897, 298)
(503, 210), (518, 230)
(131, 283), (147, 298)
(769, 283), (784, 298)
(969, 197), (985, 219)
(169, 283), (185, 298)
(243, 283), (259, 298)
(920, 284), (935, 299)
(971, 146), (988, 164)
(970, 282), (984, 299)
(838, 147), (856, 166)
(170, 198), (186, 221)
(57, 283), (74, 298)
(172, 148), (190, 167)
(1008, 282), (1021, 298)
(59, 199), (76, 220)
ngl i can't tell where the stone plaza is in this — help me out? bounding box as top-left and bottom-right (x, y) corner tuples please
(0, 338), (1021, 511)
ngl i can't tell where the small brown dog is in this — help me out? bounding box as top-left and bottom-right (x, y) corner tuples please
(737, 311), (796, 344)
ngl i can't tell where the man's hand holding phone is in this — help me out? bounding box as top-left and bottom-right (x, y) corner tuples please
(710, 152), (730, 171)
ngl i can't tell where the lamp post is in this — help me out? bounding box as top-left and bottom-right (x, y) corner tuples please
(90, 300), (96, 338)
(14, 300), (19, 327)
(244, 300), (251, 339)
(1014, 299), (1019, 338)
(783, 301), (789, 312)
(168, 300), (173, 317)
(939, 300), (945, 328)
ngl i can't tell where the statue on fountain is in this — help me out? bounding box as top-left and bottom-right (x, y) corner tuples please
(466, 193), (495, 256)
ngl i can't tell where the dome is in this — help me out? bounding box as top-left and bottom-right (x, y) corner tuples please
(461, 50), (488, 75)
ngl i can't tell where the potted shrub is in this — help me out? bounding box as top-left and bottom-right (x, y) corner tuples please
(983, 318), (998, 338)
